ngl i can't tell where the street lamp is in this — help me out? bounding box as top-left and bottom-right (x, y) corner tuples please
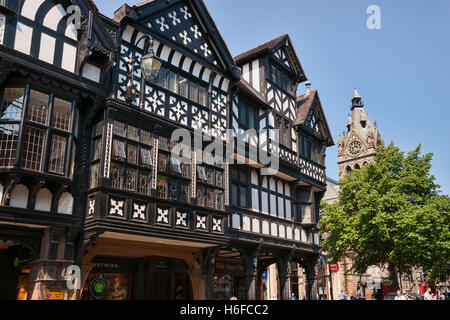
(140, 36), (163, 81)
(125, 34), (163, 104)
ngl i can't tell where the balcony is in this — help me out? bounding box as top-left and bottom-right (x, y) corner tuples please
(298, 155), (326, 184)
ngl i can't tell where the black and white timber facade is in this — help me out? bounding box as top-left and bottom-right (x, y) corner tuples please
(0, 0), (334, 300)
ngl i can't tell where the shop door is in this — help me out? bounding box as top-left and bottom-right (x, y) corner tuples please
(148, 272), (171, 300)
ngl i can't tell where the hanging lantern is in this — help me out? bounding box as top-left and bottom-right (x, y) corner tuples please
(141, 47), (163, 81)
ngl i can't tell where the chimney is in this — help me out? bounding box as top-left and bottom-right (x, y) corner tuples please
(305, 81), (312, 95)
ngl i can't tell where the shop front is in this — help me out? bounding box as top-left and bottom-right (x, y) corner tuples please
(81, 256), (193, 300)
(212, 258), (246, 300)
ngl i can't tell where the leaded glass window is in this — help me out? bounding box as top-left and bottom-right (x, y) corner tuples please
(1, 88), (24, 120)
(49, 135), (67, 174)
(112, 139), (126, 159)
(140, 148), (153, 167)
(27, 90), (49, 125)
(127, 144), (137, 164)
(21, 126), (45, 171)
(0, 124), (19, 167)
(125, 168), (136, 191)
(52, 98), (71, 132)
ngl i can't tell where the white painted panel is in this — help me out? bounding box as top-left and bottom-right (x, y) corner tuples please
(262, 221), (269, 235)
(171, 51), (182, 68)
(243, 216), (251, 232)
(201, 68), (211, 82)
(262, 177), (268, 189)
(287, 227), (293, 240)
(182, 56), (193, 73)
(270, 194), (277, 216)
(39, 33), (56, 64)
(65, 23), (78, 40)
(221, 79), (229, 92)
(278, 197), (284, 218)
(160, 46), (171, 62)
(122, 25), (135, 43)
(35, 189), (52, 212)
(261, 191), (268, 214)
(61, 43), (77, 72)
(285, 184), (291, 197)
(192, 63), (202, 78)
(279, 225), (286, 238)
(58, 192), (73, 215)
(242, 63), (250, 83)
(135, 31), (146, 49)
(271, 223), (278, 237)
(251, 170), (258, 185)
(277, 181), (283, 194)
(294, 229), (300, 241)
(14, 23), (33, 55)
(213, 74), (221, 88)
(252, 59), (260, 92)
(301, 228), (307, 242)
(82, 63), (101, 83)
(269, 178), (276, 191)
(285, 200), (292, 220)
(252, 218), (260, 233)
(232, 213), (241, 229)
(0, 14), (5, 45)
(251, 188), (259, 211)
(21, 0), (46, 21)
(314, 233), (320, 245)
(43, 5), (67, 31)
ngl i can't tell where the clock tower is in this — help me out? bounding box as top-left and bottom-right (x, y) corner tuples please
(337, 89), (383, 178)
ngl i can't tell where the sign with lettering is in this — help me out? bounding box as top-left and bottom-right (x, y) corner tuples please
(89, 278), (108, 299)
(45, 289), (64, 300)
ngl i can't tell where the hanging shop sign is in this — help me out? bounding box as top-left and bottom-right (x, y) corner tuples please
(90, 277), (109, 299)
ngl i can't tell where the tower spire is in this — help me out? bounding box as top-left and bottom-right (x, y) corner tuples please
(351, 88), (364, 109)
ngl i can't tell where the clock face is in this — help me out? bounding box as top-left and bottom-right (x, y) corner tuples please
(348, 141), (363, 156)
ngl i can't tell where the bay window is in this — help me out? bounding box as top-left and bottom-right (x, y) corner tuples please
(196, 163), (225, 210)
(0, 86), (77, 176)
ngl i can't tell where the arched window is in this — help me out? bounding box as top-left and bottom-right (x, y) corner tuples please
(10, 184), (29, 209)
(35, 188), (52, 212)
(57, 192), (73, 215)
(346, 166), (352, 174)
(354, 164), (361, 170)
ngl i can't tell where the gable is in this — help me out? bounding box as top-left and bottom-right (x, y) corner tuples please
(299, 94), (334, 146)
(131, 0), (226, 71)
(271, 37), (306, 82)
(0, 0), (115, 81)
(273, 46), (293, 71)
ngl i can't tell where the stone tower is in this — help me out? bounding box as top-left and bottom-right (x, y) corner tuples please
(337, 89), (383, 178)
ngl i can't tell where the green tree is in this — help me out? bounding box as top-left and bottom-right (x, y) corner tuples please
(321, 143), (450, 289)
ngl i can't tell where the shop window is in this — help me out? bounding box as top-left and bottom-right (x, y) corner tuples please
(112, 139), (126, 159)
(113, 121), (126, 137)
(127, 125), (139, 141)
(52, 98), (71, 132)
(125, 168), (136, 191)
(110, 164), (123, 189)
(21, 126), (45, 171)
(157, 174), (167, 199)
(90, 163), (99, 189)
(127, 144), (137, 164)
(140, 148), (153, 167)
(138, 171), (152, 196)
(27, 90), (49, 125)
(197, 165), (207, 181)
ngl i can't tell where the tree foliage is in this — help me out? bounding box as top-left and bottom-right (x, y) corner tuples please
(321, 143), (450, 285)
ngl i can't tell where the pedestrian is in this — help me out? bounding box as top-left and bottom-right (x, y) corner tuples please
(302, 293), (306, 300)
(395, 290), (406, 301)
(424, 288), (433, 300)
(438, 290), (446, 300)
(290, 293), (297, 300)
(339, 290), (347, 300)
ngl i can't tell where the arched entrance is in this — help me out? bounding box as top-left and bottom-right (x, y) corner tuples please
(0, 239), (37, 300)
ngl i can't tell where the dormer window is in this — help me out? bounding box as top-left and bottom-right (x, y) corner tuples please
(361, 121), (367, 128)
(267, 62), (296, 96)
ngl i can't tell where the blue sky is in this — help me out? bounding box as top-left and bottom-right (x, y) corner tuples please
(96, 0), (450, 195)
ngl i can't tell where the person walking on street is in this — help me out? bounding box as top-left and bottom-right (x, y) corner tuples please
(339, 290), (347, 300)
(395, 290), (406, 300)
(290, 293), (297, 300)
(424, 288), (433, 301)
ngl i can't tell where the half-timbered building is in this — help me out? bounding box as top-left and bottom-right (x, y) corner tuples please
(0, 0), (334, 300)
